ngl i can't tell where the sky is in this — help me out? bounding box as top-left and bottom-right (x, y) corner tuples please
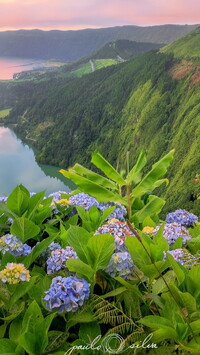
(0, 0), (199, 31)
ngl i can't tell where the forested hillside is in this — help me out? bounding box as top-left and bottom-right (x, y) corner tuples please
(1, 28), (200, 215)
(0, 24), (198, 61)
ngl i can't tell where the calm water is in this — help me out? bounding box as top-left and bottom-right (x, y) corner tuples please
(0, 126), (73, 196)
(0, 57), (45, 80)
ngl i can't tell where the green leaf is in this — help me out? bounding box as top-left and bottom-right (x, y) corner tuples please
(9, 276), (38, 307)
(151, 328), (178, 343)
(10, 217), (40, 243)
(0, 339), (17, 354)
(7, 185), (29, 216)
(166, 253), (186, 285)
(132, 195), (165, 223)
(86, 234), (114, 271)
(126, 150), (147, 184)
(101, 287), (127, 298)
(125, 235), (151, 268)
(60, 169), (126, 205)
(0, 203), (17, 220)
(131, 150), (174, 198)
(141, 261), (169, 279)
(73, 163), (117, 190)
(67, 226), (91, 263)
(79, 322), (101, 343)
(152, 271), (175, 295)
(91, 152), (126, 185)
(115, 277), (145, 300)
(0, 302), (25, 321)
(139, 315), (174, 330)
(190, 320), (200, 334)
(27, 191), (46, 218)
(66, 259), (95, 282)
(23, 233), (58, 268)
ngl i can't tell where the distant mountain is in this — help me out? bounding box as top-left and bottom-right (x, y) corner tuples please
(87, 39), (163, 60)
(0, 28), (200, 216)
(0, 24), (198, 61)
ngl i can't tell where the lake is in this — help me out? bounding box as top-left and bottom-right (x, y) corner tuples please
(0, 57), (48, 80)
(0, 126), (74, 197)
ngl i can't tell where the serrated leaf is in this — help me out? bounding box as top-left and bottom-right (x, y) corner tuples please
(10, 217), (40, 242)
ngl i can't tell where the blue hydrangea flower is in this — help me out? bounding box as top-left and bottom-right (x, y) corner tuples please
(43, 275), (90, 313)
(98, 202), (127, 221)
(37, 242), (62, 264)
(0, 196), (8, 203)
(48, 191), (69, 203)
(0, 234), (31, 256)
(69, 192), (99, 211)
(166, 209), (198, 227)
(95, 219), (135, 252)
(46, 246), (78, 274)
(106, 252), (134, 279)
(154, 223), (192, 246)
(164, 248), (198, 268)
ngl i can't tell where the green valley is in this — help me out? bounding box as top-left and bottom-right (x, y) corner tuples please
(0, 27), (200, 216)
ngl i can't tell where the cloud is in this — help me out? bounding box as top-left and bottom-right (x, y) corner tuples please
(0, 0), (199, 30)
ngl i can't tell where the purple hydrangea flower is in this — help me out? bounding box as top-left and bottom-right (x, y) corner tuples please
(166, 209), (198, 227)
(95, 219), (135, 252)
(164, 248), (198, 268)
(46, 246), (78, 274)
(48, 191), (69, 203)
(43, 276), (90, 313)
(154, 223), (192, 246)
(106, 252), (134, 279)
(69, 192), (99, 211)
(37, 242), (62, 264)
(0, 234), (31, 256)
(98, 202), (127, 221)
(0, 196), (8, 203)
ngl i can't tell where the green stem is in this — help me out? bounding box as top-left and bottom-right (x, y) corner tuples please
(126, 184), (132, 219)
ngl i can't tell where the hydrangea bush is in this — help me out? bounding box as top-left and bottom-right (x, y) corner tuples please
(0, 151), (199, 354)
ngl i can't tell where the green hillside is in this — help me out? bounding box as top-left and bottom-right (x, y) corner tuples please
(1, 28), (200, 216)
(91, 39), (163, 60)
(161, 26), (200, 59)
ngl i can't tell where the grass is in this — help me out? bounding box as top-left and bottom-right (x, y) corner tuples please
(0, 108), (12, 119)
(72, 63), (92, 77)
(94, 59), (118, 69)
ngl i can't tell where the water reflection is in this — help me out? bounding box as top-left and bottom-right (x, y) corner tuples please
(0, 127), (73, 196)
(0, 57), (43, 80)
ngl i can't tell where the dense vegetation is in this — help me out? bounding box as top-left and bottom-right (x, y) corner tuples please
(0, 152), (200, 354)
(0, 24), (198, 61)
(0, 28), (200, 216)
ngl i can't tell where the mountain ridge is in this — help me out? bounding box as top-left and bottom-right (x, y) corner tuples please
(0, 24), (198, 61)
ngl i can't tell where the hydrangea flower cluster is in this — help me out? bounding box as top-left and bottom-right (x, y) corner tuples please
(166, 209), (198, 227)
(98, 202), (127, 221)
(48, 191), (69, 203)
(154, 223), (192, 246)
(95, 219), (135, 252)
(164, 248), (198, 268)
(46, 247), (78, 274)
(0, 234), (31, 256)
(0, 196), (8, 203)
(0, 263), (31, 284)
(43, 276), (90, 313)
(38, 242), (61, 263)
(106, 252), (134, 279)
(69, 192), (99, 211)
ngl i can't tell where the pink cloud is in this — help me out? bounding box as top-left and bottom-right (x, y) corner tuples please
(0, 0), (199, 31)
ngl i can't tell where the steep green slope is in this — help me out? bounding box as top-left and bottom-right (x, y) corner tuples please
(0, 24), (198, 61)
(2, 29), (200, 215)
(161, 26), (200, 60)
